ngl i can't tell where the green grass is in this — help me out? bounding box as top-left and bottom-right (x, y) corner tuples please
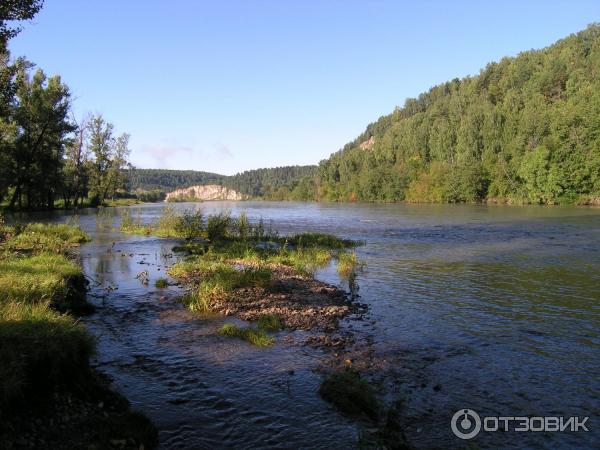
(0, 223), (95, 410)
(285, 232), (359, 249)
(148, 211), (363, 316)
(257, 314), (283, 331)
(154, 278), (169, 288)
(337, 251), (359, 277)
(218, 323), (274, 347)
(172, 261), (272, 312)
(319, 369), (379, 420)
(0, 253), (86, 309)
(7, 223), (90, 254)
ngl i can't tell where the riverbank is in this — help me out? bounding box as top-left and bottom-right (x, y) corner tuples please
(0, 221), (157, 449)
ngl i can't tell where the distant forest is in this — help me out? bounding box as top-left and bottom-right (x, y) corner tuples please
(127, 165), (317, 200)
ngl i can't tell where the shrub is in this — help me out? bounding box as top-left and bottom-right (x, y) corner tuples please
(206, 212), (231, 241)
(234, 212), (250, 240)
(174, 210), (204, 239)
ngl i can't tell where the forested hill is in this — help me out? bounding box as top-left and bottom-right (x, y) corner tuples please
(127, 165), (317, 199)
(225, 166), (317, 199)
(315, 25), (600, 204)
(127, 169), (225, 191)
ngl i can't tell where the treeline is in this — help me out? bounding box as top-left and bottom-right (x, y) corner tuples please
(127, 169), (224, 192)
(0, 1), (132, 210)
(127, 165), (317, 200)
(225, 165), (317, 200)
(313, 25), (600, 204)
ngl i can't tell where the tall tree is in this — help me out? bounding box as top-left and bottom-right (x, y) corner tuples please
(87, 114), (131, 204)
(9, 68), (74, 209)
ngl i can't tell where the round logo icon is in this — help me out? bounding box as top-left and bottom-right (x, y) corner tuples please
(451, 409), (481, 440)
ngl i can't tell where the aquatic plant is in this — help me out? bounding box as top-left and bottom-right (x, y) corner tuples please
(319, 369), (379, 420)
(218, 323), (274, 347)
(257, 314), (283, 331)
(337, 251), (358, 277)
(154, 278), (169, 288)
(286, 232), (358, 249)
(119, 209), (150, 235)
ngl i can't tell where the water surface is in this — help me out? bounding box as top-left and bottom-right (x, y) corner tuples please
(10, 202), (600, 449)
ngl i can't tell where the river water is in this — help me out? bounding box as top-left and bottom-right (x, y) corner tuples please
(9, 202), (600, 449)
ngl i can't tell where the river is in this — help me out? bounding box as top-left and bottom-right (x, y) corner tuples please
(9, 202), (600, 449)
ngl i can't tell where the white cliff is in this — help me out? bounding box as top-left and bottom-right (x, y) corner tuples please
(165, 184), (244, 201)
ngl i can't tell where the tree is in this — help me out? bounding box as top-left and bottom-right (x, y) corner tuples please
(87, 114), (131, 205)
(62, 115), (91, 207)
(0, 0), (44, 51)
(8, 68), (74, 209)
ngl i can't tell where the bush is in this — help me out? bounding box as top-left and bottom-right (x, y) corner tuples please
(234, 212), (250, 240)
(206, 212), (231, 241)
(174, 210), (204, 239)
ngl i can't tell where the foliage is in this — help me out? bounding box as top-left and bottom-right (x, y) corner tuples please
(174, 209), (204, 239)
(218, 323), (274, 347)
(206, 211), (231, 241)
(0, 0), (43, 49)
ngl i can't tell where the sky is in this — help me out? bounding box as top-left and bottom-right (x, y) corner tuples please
(8, 0), (600, 175)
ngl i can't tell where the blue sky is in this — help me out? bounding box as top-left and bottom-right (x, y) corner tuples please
(9, 0), (600, 175)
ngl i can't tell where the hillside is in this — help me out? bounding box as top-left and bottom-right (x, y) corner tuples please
(313, 25), (600, 204)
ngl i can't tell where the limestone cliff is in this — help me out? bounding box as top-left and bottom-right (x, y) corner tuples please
(165, 184), (244, 201)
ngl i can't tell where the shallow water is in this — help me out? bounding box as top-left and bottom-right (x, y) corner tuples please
(9, 202), (600, 449)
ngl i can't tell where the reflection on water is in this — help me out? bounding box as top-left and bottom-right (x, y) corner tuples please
(7, 202), (600, 449)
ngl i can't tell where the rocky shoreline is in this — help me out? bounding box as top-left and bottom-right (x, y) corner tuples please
(203, 263), (366, 332)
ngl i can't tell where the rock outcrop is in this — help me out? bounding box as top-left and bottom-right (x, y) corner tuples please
(165, 184), (244, 201)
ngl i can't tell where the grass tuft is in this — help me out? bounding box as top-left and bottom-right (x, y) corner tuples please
(154, 278), (168, 288)
(257, 314), (283, 331)
(337, 251), (359, 277)
(218, 323), (274, 347)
